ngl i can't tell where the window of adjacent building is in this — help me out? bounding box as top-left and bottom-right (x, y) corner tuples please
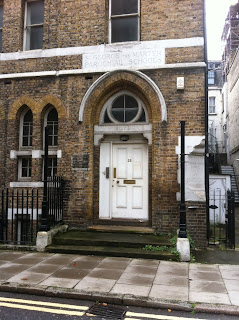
(209, 97), (216, 114)
(18, 157), (32, 180)
(0, 2), (3, 53)
(110, 0), (139, 43)
(208, 71), (215, 85)
(44, 107), (58, 146)
(24, 0), (44, 51)
(20, 108), (33, 148)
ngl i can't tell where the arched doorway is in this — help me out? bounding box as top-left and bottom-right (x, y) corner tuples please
(96, 91), (151, 221)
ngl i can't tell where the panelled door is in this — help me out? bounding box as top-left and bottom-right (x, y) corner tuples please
(111, 144), (148, 220)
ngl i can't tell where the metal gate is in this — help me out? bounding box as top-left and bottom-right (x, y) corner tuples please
(209, 190), (235, 248)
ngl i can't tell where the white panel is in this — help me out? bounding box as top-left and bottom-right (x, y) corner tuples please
(116, 186), (127, 208)
(132, 148), (143, 179)
(132, 186), (143, 209)
(99, 142), (111, 218)
(117, 148), (127, 178)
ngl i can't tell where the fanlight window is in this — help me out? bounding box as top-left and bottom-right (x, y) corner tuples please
(103, 93), (147, 124)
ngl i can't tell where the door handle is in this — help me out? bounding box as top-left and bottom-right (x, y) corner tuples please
(106, 167), (109, 179)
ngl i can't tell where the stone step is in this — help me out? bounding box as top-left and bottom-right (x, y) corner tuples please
(52, 230), (173, 249)
(88, 225), (154, 234)
(46, 244), (177, 261)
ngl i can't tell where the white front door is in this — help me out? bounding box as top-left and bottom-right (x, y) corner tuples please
(111, 144), (148, 220)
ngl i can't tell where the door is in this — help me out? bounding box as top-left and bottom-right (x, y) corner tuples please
(111, 144), (148, 220)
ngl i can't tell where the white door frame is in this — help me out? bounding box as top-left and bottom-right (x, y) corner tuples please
(99, 137), (149, 220)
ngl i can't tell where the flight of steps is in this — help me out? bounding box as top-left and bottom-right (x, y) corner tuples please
(221, 166), (239, 203)
(46, 226), (178, 261)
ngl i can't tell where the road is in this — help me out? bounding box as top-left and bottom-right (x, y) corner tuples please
(0, 291), (237, 320)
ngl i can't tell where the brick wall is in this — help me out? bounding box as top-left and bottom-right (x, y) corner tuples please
(0, 0), (207, 246)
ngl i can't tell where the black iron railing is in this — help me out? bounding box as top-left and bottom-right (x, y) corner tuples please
(0, 176), (64, 245)
(0, 188), (41, 245)
(47, 176), (64, 228)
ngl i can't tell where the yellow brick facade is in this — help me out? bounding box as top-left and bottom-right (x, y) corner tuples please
(0, 0), (207, 247)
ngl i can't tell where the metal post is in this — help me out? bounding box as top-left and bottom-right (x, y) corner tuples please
(39, 126), (49, 231)
(178, 121), (187, 238)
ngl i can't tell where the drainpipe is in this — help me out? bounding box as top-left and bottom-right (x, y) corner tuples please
(203, 0), (210, 243)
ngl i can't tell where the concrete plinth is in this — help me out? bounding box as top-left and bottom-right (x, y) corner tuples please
(177, 237), (190, 262)
(36, 225), (68, 252)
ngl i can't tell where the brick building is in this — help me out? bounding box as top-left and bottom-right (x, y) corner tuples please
(0, 0), (207, 247)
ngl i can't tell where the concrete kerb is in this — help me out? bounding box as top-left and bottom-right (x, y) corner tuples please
(0, 282), (239, 316)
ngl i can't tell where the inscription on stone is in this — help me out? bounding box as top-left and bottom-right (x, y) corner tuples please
(83, 48), (165, 70)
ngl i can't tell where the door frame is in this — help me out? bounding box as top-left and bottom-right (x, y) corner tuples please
(99, 136), (149, 221)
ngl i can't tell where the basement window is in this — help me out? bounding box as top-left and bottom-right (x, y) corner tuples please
(24, 0), (44, 51)
(110, 0), (140, 43)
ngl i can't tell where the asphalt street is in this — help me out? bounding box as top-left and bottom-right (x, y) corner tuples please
(0, 291), (238, 320)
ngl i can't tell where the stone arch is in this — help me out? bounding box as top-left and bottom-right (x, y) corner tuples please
(79, 70), (167, 124)
(0, 103), (4, 120)
(38, 95), (67, 119)
(8, 96), (37, 120)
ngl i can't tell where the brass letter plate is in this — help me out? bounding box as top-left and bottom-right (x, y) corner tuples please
(124, 180), (136, 184)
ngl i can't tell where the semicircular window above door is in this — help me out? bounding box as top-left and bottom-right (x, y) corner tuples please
(101, 91), (148, 124)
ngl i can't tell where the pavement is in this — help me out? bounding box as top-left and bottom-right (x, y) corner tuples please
(0, 250), (239, 316)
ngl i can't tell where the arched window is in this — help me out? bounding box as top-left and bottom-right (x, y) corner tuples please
(101, 91), (147, 124)
(20, 107), (33, 148)
(45, 107), (58, 146)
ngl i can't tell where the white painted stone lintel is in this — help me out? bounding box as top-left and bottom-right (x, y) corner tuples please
(10, 150), (62, 159)
(0, 62), (206, 80)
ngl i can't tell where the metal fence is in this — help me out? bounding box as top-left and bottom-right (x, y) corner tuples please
(209, 190), (235, 248)
(0, 176), (64, 245)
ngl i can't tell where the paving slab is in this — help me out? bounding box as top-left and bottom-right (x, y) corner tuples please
(117, 273), (155, 286)
(0, 263), (32, 274)
(96, 260), (129, 270)
(224, 279), (239, 291)
(0, 252), (25, 261)
(219, 268), (239, 280)
(189, 269), (222, 282)
(26, 263), (63, 274)
(153, 275), (188, 287)
(124, 265), (158, 275)
(51, 267), (91, 279)
(87, 268), (123, 280)
(43, 254), (77, 265)
(129, 259), (160, 267)
(74, 277), (116, 292)
(189, 291), (231, 304)
(189, 279), (227, 293)
(7, 271), (50, 285)
(40, 277), (79, 289)
(150, 284), (188, 301)
(67, 260), (101, 269)
(228, 291), (239, 306)
(111, 283), (151, 296)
